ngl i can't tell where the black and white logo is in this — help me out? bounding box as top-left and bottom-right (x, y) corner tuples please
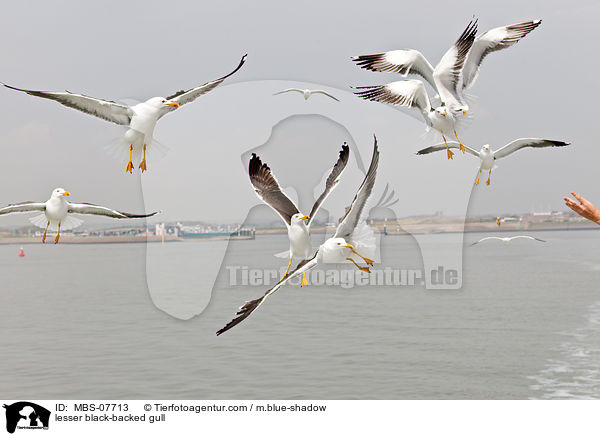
(3, 402), (50, 434)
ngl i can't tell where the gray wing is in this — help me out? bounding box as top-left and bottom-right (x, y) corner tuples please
(493, 138), (569, 160)
(512, 235), (546, 243)
(159, 54), (247, 118)
(417, 141), (479, 157)
(311, 90), (340, 101)
(462, 20), (542, 90)
(1, 83), (133, 125)
(334, 136), (380, 239)
(273, 88), (304, 95)
(248, 153), (299, 227)
(67, 203), (158, 219)
(352, 49), (436, 90)
(433, 19), (478, 110)
(0, 202), (46, 215)
(307, 143), (350, 226)
(470, 237), (502, 246)
(216, 253), (319, 336)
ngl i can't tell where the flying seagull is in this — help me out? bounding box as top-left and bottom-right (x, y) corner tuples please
(0, 188), (158, 243)
(471, 235), (546, 245)
(352, 19), (541, 94)
(353, 20), (477, 159)
(217, 137), (379, 335)
(273, 88), (340, 101)
(416, 138), (570, 185)
(249, 143), (350, 284)
(2, 54), (247, 173)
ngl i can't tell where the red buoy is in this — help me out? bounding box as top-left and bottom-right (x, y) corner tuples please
(18, 247), (25, 257)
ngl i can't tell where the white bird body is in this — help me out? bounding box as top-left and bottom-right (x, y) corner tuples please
(288, 215), (311, 259)
(318, 237), (352, 263)
(427, 108), (457, 137)
(44, 191), (70, 225)
(128, 98), (164, 141)
(479, 145), (495, 170)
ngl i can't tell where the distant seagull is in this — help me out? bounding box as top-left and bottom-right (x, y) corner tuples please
(1, 55), (247, 173)
(249, 143), (349, 284)
(273, 88), (340, 101)
(416, 138), (570, 185)
(353, 20), (478, 159)
(216, 137), (379, 335)
(352, 19), (541, 94)
(0, 188), (158, 243)
(471, 235), (546, 246)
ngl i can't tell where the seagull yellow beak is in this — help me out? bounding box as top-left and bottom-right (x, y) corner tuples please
(345, 244), (354, 249)
(462, 110), (467, 116)
(62, 192), (71, 196)
(301, 215), (309, 220)
(441, 113), (446, 117)
(167, 102), (179, 107)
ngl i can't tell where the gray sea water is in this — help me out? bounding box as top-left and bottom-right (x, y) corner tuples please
(1, 229), (599, 399)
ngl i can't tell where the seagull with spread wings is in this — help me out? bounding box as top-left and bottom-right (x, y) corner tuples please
(249, 142), (350, 285)
(471, 236), (546, 245)
(217, 137), (379, 335)
(416, 138), (570, 185)
(2, 55), (247, 173)
(353, 20), (477, 159)
(352, 19), (541, 97)
(0, 188), (158, 243)
(273, 88), (340, 101)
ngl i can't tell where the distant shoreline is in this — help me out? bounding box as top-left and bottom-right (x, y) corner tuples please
(1, 220), (596, 245)
(0, 234), (253, 245)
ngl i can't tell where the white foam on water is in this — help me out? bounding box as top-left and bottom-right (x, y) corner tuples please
(528, 301), (600, 399)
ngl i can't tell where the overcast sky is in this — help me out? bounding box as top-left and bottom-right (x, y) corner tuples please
(0, 0), (596, 227)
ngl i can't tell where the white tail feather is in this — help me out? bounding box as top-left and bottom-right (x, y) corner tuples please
(29, 213), (83, 231)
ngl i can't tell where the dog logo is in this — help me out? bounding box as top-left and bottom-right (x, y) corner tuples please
(3, 402), (50, 434)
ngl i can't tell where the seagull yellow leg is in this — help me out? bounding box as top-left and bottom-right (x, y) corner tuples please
(301, 273), (309, 287)
(443, 136), (454, 160)
(126, 145), (134, 173)
(475, 169), (481, 185)
(139, 144), (147, 172)
(347, 258), (370, 273)
(486, 169), (491, 186)
(454, 129), (466, 153)
(42, 221), (49, 243)
(55, 222), (61, 244)
(349, 247), (374, 266)
(281, 257), (292, 280)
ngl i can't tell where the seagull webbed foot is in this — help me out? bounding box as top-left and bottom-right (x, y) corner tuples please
(301, 273), (309, 287)
(347, 258), (370, 273)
